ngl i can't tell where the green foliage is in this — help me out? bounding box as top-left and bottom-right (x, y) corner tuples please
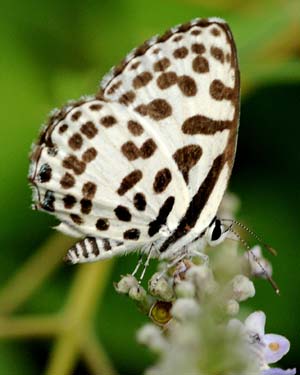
(0, 0), (299, 373)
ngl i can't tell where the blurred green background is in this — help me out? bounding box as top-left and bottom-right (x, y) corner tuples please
(0, 0), (299, 374)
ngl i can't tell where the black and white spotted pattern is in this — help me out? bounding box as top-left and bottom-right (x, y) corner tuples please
(29, 17), (240, 263)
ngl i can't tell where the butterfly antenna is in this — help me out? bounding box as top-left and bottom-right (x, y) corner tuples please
(228, 227), (280, 295)
(222, 219), (277, 256)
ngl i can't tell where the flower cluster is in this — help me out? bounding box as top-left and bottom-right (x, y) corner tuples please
(115, 194), (295, 375)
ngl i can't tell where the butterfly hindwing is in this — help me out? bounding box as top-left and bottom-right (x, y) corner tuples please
(30, 98), (190, 248)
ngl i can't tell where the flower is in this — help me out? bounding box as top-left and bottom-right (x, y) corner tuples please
(245, 245), (272, 279)
(262, 368), (296, 375)
(229, 311), (296, 375)
(137, 323), (168, 353)
(117, 193), (295, 375)
(148, 273), (174, 301)
(230, 274), (255, 301)
(171, 298), (200, 321)
(135, 258), (263, 375)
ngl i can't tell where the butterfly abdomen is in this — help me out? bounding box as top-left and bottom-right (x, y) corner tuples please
(65, 237), (124, 264)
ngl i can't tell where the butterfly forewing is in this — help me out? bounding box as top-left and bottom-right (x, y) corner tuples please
(102, 18), (239, 199)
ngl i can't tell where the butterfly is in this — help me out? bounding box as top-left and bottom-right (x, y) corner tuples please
(29, 17), (240, 266)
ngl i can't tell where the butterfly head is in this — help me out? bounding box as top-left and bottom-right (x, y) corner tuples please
(204, 218), (280, 294)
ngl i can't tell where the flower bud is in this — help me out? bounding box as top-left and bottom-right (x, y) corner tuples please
(175, 280), (196, 298)
(226, 299), (240, 316)
(129, 285), (147, 302)
(149, 273), (174, 301)
(186, 264), (217, 295)
(230, 275), (255, 301)
(171, 298), (200, 321)
(137, 323), (168, 353)
(114, 275), (139, 294)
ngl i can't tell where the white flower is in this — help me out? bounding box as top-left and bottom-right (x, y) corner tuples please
(171, 298), (200, 321)
(245, 311), (290, 366)
(114, 274), (139, 294)
(186, 263), (218, 295)
(262, 368), (296, 375)
(137, 323), (168, 353)
(128, 285), (147, 301)
(148, 273), (174, 301)
(174, 280), (196, 298)
(245, 246), (272, 279)
(229, 311), (296, 375)
(230, 274), (255, 301)
(225, 299), (240, 316)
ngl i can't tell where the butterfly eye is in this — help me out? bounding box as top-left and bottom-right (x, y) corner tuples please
(206, 219), (226, 246)
(211, 219), (222, 241)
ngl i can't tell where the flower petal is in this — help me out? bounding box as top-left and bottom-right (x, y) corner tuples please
(245, 311), (266, 337)
(263, 334), (290, 364)
(251, 245), (262, 257)
(245, 246), (273, 279)
(262, 367), (296, 375)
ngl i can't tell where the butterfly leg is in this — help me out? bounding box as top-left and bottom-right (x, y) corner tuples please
(139, 244), (155, 283)
(132, 254), (144, 277)
(154, 248), (189, 282)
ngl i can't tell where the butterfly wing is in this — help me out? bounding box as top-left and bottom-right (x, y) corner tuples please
(29, 17), (240, 263)
(29, 98), (190, 243)
(100, 18), (240, 255)
(102, 18), (239, 202)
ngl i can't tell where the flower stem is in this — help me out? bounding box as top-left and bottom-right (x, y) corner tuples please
(45, 259), (115, 375)
(0, 315), (63, 338)
(0, 233), (74, 314)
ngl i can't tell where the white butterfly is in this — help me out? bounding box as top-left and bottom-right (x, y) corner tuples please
(29, 17), (240, 266)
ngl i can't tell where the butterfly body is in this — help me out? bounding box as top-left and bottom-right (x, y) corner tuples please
(29, 17), (240, 264)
